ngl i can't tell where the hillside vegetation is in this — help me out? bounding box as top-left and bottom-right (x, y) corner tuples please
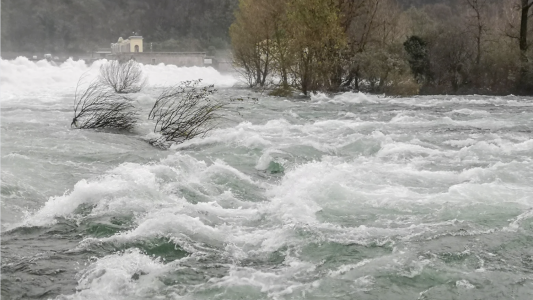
(1, 0), (237, 53)
(231, 0), (533, 95)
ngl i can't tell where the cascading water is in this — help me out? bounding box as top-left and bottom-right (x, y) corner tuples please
(1, 57), (533, 300)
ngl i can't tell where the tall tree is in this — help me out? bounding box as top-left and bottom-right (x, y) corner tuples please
(285, 0), (345, 94)
(230, 0), (277, 87)
(518, 0), (533, 91)
(465, 0), (487, 66)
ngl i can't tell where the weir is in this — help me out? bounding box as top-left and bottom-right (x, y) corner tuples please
(110, 35), (209, 67)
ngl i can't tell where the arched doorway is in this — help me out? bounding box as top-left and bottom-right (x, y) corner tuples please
(134, 45), (139, 52)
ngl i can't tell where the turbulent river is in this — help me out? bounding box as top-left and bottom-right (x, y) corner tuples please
(1, 57), (533, 300)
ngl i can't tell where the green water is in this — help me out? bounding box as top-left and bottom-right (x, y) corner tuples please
(2, 64), (533, 299)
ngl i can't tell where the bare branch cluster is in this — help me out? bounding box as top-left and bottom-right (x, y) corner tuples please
(148, 79), (223, 148)
(99, 60), (146, 94)
(73, 63), (232, 147)
(71, 60), (145, 131)
(71, 80), (138, 130)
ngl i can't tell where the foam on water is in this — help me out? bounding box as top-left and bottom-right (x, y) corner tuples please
(0, 57), (238, 102)
(311, 91), (378, 104)
(59, 249), (167, 300)
(46, 145), (531, 298)
(2, 65), (533, 299)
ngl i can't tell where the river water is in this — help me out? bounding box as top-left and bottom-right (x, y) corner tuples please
(1, 57), (533, 300)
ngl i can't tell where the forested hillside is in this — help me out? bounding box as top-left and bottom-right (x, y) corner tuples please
(0, 0), (451, 54)
(0, 0), (491, 55)
(397, 0), (454, 6)
(231, 0), (533, 95)
(1, 0), (238, 54)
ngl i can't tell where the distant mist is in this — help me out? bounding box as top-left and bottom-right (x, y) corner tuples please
(1, 0), (238, 54)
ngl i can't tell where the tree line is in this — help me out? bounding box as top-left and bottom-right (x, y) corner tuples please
(1, 0), (238, 54)
(2, 0), (532, 95)
(230, 0), (533, 95)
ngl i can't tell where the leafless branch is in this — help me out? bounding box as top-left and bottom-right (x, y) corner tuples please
(148, 79), (225, 148)
(99, 59), (147, 94)
(72, 79), (138, 130)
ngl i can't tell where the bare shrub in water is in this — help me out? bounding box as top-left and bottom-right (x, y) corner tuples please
(71, 80), (138, 130)
(99, 59), (146, 94)
(148, 79), (223, 147)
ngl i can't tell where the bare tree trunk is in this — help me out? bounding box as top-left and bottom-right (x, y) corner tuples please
(519, 0), (531, 55)
(273, 24), (289, 87)
(261, 38), (271, 86)
(475, 1), (482, 66)
(466, 0), (486, 66)
(519, 0), (532, 90)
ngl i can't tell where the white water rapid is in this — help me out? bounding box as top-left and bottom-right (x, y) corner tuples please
(1, 57), (533, 300)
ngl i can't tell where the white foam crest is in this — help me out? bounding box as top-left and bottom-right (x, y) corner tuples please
(141, 63), (237, 87)
(323, 254), (415, 283)
(0, 57), (100, 100)
(21, 162), (168, 227)
(376, 141), (444, 159)
(458, 139), (533, 158)
(311, 91), (379, 104)
(444, 138), (478, 148)
(263, 160), (329, 225)
(24, 153), (262, 228)
(443, 182), (533, 206)
(171, 121), (273, 150)
(455, 160), (532, 184)
(447, 117), (513, 130)
(0, 57), (237, 101)
(324, 250), (430, 282)
(456, 279), (476, 289)
(63, 153), (274, 257)
(3, 152), (31, 160)
(224, 226), (294, 258)
(327, 259), (373, 277)
(79, 200), (296, 261)
(155, 153), (263, 201)
(255, 149), (287, 170)
(209, 257), (318, 298)
(264, 157), (409, 226)
(260, 151), (533, 238)
(385, 95), (533, 108)
(96, 210), (226, 254)
(389, 114), (430, 124)
(503, 209), (533, 232)
(173, 118), (375, 157)
(315, 219), (463, 246)
(261, 156), (432, 222)
(61, 249), (166, 300)
(449, 108), (491, 117)
(388, 114), (512, 130)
